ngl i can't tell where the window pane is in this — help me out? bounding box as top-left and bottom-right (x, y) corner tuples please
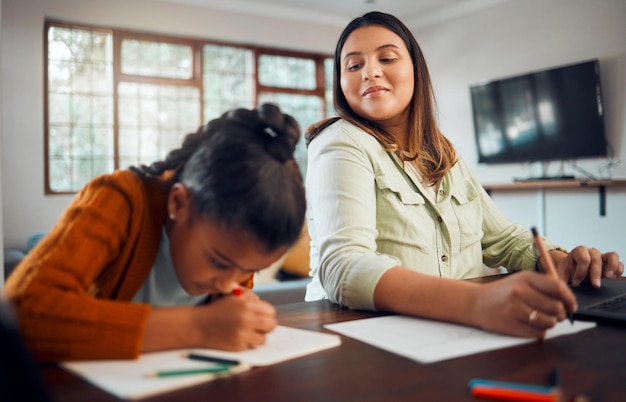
(258, 55), (316, 90)
(47, 22), (329, 194)
(118, 82), (200, 169)
(48, 125), (114, 193)
(49, 158), (72, 192)
(93, 95), (113, 126)
(48, 27), (113, 95)
(121, 39), (193, 79)
(72, 95), (93, 125)
(73, 158), (96, 190)
(48, 60), (72, 94)
(257, 92), (324, 178)
(203, 44), (255, 119)
(93, 62), (113, 95)
(48, 94), (72, 124)
(49, 125), (71, 158)
(47, 25), (114, 192)
(324, 57), (336, 117)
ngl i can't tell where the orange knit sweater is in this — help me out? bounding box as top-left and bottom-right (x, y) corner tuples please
(4, 170), (252, 362)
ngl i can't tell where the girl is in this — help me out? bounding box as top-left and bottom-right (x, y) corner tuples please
(4, 103), (306, 361)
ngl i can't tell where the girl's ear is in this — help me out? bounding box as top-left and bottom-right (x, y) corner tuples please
(167, 183), (192, 222)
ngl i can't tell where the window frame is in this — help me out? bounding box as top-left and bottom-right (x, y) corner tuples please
(44, 19), (331, 195)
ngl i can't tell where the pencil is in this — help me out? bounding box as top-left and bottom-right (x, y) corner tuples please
(470, 384), (560, 402)
(183, 352), (240, 366)
(531, 227), (574, 324)
(468, 378), (556, 394)
(531, 227), (558, 278)
(146, 365), (231, 378)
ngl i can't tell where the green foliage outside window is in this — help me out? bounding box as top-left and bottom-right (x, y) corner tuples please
(46, 21), (333, 193)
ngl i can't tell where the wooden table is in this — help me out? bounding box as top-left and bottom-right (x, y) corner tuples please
(42, 280), (626, 402)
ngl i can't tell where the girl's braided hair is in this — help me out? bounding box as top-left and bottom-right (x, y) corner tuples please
(131, 103), (306, 251)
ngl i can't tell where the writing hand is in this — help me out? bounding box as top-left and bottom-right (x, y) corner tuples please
(475, 271), (576, 338)
(195, 293), (277, 351)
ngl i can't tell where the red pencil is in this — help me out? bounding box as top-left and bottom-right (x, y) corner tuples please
(470, 384), (560, 402)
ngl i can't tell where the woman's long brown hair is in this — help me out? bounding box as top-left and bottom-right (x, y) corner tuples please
(306, 11), (457, 185)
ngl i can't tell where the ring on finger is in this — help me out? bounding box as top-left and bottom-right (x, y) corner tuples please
(528, 309), (538, 323)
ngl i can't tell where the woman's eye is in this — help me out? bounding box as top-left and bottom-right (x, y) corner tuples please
(380, 57), (397, 64)
(347, 63), (361, 72)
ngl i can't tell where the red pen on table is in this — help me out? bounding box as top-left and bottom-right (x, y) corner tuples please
(470, 384), (560, 402)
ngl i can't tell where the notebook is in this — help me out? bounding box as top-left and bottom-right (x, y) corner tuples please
(61, 325), (341, 400)
(572, 279), (626, 326)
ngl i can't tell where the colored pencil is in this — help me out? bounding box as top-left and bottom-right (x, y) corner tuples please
(146, 365), (231, 378)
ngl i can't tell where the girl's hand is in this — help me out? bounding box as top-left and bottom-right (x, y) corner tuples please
(473, 271), (577, 338)
(193, 289), (277, 351)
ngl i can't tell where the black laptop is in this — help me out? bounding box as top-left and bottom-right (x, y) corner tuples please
(571, 279), (626, 326)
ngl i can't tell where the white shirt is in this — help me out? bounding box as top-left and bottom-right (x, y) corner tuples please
(132, 227), (206, 306)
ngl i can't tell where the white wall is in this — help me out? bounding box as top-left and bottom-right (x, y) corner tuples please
(2, 0), (626, 262)
(413, 0), (626, 258)
(0, 0), (342, 249)
(416, 0), (626, 182)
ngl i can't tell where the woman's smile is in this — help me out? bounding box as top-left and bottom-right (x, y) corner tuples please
(362, 85), (389, 98)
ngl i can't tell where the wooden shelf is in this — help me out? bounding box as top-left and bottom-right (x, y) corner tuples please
(483, 179), (626, 216)
(483, 179), (626, 191)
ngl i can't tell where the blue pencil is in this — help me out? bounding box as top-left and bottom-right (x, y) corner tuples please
(468, 378), (556, 394)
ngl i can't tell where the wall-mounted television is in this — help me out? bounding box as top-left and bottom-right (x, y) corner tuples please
(470, 59), (607, 166)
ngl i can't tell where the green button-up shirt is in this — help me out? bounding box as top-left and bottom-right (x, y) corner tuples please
(305, 120), (561, 310)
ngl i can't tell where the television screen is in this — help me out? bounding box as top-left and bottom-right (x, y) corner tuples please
(470, 59), (607, 164)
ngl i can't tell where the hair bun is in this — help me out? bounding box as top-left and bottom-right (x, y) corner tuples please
(226, 103), (300, 163)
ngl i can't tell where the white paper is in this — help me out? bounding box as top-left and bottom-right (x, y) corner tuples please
(185, 324), (341, 366)
(325, 315), (595, 364)
(61, 325), (341, 400)
(63, 352), (251, 400)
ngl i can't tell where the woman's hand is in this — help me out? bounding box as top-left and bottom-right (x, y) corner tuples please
(554, 246), (624, 287)
(473, 271), (577, 338)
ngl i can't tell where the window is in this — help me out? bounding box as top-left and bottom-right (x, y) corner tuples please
(115, 35), (202, 178)
(45, 21), (332, 194)
(47, 24), (114, 193)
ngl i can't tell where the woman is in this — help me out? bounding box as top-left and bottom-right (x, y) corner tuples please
(304, 11), (623, 338)
(4, 103), (306, 361)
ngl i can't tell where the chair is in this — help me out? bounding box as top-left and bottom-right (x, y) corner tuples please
(3, 231), (47, 279)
